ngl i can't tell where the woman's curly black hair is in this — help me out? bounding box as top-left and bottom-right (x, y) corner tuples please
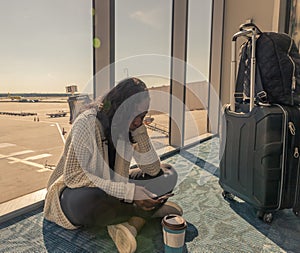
(96, 78), (150, 169)
(100, 77), (149, 125)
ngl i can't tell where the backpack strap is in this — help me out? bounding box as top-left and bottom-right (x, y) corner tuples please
(239, 22), (262, 34)
(235, 35), (269, 105)
(255, 64), (268, 103)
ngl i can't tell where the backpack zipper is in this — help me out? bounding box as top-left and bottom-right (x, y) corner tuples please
(289, 121), (296, 135)
(287, 36), (296, 91)
(288, 121), (300, 158)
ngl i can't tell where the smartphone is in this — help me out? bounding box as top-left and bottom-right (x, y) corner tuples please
(157, 193), (175, 201)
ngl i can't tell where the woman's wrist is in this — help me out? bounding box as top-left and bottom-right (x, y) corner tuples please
(130, 124), (147, 137)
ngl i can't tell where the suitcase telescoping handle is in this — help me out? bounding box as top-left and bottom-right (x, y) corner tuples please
(230, 25), (259, 112)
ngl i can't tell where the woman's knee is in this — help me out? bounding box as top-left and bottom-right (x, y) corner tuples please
(143, 164), (178, 196)
(161, 163), (178, 182)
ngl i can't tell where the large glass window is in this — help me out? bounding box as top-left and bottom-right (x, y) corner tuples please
(185, 0), (212, 144)
(115, 0), (172, 150)
(288, 0), (300, 49)
(0, 0), (92, 204)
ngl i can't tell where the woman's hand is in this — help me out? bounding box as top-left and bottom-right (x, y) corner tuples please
(133, 185), (161, 211)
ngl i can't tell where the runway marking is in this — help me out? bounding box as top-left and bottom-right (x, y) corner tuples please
(0, 143), (16, 148)
(0, 150), (34, 159)
(24, 153), (52, 160)
(0, 153), (52, 172)
(8, 153), (52, 164)
(37, 168), (52, 172)
(56, 123), (66, 144)
(4, 156), (44, 169)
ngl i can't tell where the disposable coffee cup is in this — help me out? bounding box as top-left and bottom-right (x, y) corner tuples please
(161, 214), (187, 253)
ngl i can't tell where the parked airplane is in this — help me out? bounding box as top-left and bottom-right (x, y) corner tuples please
(7, 93), (39, 102)
(46, 111), (67, 118)
(7, 93), (22, 100)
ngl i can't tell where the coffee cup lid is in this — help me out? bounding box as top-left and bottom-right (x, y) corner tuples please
(162, 214), (187, 230)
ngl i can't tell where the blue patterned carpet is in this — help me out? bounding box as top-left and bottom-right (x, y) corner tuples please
(1, 138), (300, 253)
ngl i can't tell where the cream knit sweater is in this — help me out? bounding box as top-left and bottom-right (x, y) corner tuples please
(43, 108), (161, 229)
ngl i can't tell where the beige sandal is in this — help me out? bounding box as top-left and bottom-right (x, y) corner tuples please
(107, 223), (137, 253)
(152, 201), (183, 218)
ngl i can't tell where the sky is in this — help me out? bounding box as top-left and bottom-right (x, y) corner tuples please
(115, 0), (212, 86)
(0, 0), (212, 93)
(0, 0), (92, 93)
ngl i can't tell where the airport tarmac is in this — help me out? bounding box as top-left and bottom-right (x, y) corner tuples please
(0, 100), (207, 204)
(0, 100), (70, 203)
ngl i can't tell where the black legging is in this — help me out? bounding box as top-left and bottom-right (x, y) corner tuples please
(59, 164), (177, 227)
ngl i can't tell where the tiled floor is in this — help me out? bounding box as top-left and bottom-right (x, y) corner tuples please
(1, 138), (300, 253)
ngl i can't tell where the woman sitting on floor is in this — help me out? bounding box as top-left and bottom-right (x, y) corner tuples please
(43, 77), (183, 253)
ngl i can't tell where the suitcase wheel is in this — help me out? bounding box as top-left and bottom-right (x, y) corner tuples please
(257, 210), (273, 224)
(262, 213), (273, 224)
(222, 191), (235, 200)
(293, 209), (300, 217)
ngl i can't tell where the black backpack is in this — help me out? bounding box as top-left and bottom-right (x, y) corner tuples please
(236, 25), (300, 106)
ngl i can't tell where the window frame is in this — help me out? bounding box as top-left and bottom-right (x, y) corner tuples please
(1, 0), (223, 222)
